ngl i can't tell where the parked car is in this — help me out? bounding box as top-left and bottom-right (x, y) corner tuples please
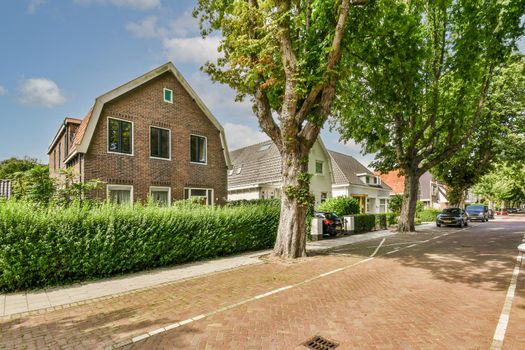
(487, 209), (495, 219)
(507, 208), (518, 214)
(314, 211), (342, 237)
(436, 208), (469, 228)
(466, 205), (488, 222)
(496, 209), (508, 215)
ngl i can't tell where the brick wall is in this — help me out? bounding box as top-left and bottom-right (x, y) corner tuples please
(83, 72), (228, 204)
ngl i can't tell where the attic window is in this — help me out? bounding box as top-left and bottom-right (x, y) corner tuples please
(163, 88), (173, 103)
(258, 144), (271, 152)
(235, 166), (242, 174)
(228, 169), (234, 176)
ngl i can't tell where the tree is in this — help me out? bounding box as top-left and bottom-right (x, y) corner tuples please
(195, 0), (369, 258)
(473, 162), (525, 207)
(334, 0), (524, 231)
(11, 165), (55, 205)
(432, 57), (525, 207)
(0, 157), (41, 179)
(55, 167), (103, 205)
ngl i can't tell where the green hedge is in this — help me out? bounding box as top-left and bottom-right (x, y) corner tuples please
(417, 208), (441, 222)
(354, 214), (377, 233)
(316, 197), (360, 217)
(0, 200), (280, 292)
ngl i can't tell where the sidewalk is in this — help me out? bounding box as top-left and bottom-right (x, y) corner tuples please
(1, 225), (427, 317)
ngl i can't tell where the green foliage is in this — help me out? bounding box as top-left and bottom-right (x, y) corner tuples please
(0, 157), (41, 179)
(226, 198), (281, 207)
(354, 214), (377, 233)
(432, 57), (525, 205)
(0, 200), (281, 292)
(386, 213), (397, 226)
(388, 194), (403, 214)
(282, 172), (314, 207)
(55, 167), (103, 205)
(374, 214), (388, 230)
(11, 165), (55, 205)
(316, 197), (360, 217)
(334, 0), (524, 229)
(473, 162), (525, 205)
(417, 208), (441, 223)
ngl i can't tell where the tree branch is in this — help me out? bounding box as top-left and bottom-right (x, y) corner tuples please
(255, 85), (282, 150)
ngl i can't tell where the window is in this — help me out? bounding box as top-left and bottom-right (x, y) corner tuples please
(150, 127), (170, 159)
(53, 149), (57, 170)
(163, 88), (173, 103)
(380, 199), (388, 213)
(190, 135), (207, 164)
(58, 142), (61, 168)
(184, 188), (213, 205)
(108, 118), (133, 154)
(315, 161), (323, 175)
(107, 185), (133, 205)
(150, 186), (171, 206)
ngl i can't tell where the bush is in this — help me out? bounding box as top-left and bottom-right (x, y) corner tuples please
(354, 214), (377, 233)
(388, 194), (403, 214)
(417, 208), (441, 222)
(0, 200), (280, 292)
(386, 212), (397, 226)
(316, 197), (360, 217)
(374, 214), (388, 230)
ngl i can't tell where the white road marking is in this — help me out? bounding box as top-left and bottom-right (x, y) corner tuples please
(115, 229), (457, 348)
(490, 234), (525, 350)
(370, 238), (386, 257)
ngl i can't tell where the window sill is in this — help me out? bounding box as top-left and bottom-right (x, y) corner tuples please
(190, 161), (207, 165)
(150, 156), (171, 161)
(107, 151), (134, 156)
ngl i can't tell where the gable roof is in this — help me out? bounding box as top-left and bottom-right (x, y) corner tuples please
(228, 140), (283, 188)
(329, 150), (391, 190)
(59, 62), (230, 166)
(228, 138), (334, 189)
(47, 117), (82, 154)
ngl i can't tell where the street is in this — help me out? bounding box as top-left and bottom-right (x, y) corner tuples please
(2, 216), (524, 349)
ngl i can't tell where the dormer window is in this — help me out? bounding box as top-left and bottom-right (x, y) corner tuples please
(163, 88), (173, 103)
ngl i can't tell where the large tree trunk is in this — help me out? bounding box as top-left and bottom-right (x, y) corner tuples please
(398, 170), (420, 232)
(273, 149), (310, 258)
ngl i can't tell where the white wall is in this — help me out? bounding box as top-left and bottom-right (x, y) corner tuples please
(227, 188), (261, 201)
(308, 141), (333, 205)
(332, 183), (391, 213)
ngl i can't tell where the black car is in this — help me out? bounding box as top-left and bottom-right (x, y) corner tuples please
(507, 208), (518, 214)
(436, 208), (469, 228)
(466, 205), (488, 222)
(314, 211), (342, 236)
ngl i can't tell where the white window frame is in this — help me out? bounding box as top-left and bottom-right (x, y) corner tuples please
(190, 134), (207, 165)
(163, 88), (173, 104)
(315, 160), (324, 175)
(106, 184), (134, 205)
(149, 126), (171, 161)
(184, 187), (214, 206)
(149, 186), (171, 206)
(107, 117), (134, 156)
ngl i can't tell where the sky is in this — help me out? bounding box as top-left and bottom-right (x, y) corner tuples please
(0, 1), (523, 168)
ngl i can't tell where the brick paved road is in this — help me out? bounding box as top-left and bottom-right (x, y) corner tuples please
(1, 216), (524, 349)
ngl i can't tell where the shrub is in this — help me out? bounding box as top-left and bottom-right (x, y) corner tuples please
(386, 213), (397, 226)
(374, 214), (388, 230)
(354, 214), (377, 233)
(0, 200), (280, 292)
(418, 208), (441, 222)
(389, 194), (403, 214)
(316, 197), (360, 217)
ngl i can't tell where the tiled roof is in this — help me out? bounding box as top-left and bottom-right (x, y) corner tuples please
(375, 170), (405, 194)
(228, 140), (281, 188)
(329, 150), (391, 190)
(68, 107), (93, 157)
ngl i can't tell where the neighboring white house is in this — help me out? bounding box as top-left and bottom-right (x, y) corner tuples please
(329, 150), (392, 214)
(227, 138), (334, 205)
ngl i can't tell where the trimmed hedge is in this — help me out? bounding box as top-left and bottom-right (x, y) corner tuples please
(417, 208), (441, 222)
(0, 200), (280, 292)
(354, 214), (377, 233)
(317, 197), (360, 217)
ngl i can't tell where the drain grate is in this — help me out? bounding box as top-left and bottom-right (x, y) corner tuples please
(303, 335), (339, 350)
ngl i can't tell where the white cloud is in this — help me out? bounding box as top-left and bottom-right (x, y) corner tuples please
(0, 85), (7, 96)
(74, 0), (160, 10)
(162, 36), (222, 65)
(224, 123), (269, 150)
(168, 12), (199, 37)
(28, 0), (44, 13)
(126, 16), (164, 38)
(18, 78), (66, 108)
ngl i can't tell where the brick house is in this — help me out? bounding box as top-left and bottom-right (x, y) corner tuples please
(47, 62), (230, 205)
